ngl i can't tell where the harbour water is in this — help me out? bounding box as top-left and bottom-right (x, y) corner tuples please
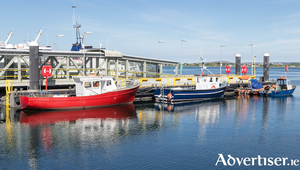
(1, 67), (300, 169)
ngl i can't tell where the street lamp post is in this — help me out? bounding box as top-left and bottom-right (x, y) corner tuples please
(181, 39), (186, 75)
(81, 32), (92, 76)
(248, 44), (253, 75)
(220, 45), (225, 75)
(56, 35), (65, 50)
(158, 41), (163, 59)
(72, 5), (76, 44)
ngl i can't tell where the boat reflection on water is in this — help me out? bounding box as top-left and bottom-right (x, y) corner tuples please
(154, 101), (222, 142)
(154, 101), (221, 125)
(15, 104), (137, 165)
(19, 104), (137, 125)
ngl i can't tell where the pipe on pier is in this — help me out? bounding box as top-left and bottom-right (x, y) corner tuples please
(29, 42), (40, 90)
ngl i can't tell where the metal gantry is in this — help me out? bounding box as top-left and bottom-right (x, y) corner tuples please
(0, 49), (180, 87)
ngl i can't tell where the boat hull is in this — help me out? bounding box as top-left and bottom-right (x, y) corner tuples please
(154, 86), (226, 103)
(259, 87), (296, 97)
(19, 85), (139, 110)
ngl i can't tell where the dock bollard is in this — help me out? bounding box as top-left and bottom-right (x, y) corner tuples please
(235, 54), (241, 75)
(29, 41), (40, 90)
(263, 53), (269, 82)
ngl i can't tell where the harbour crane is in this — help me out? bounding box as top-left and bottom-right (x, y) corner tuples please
(4, 31), (13, 45)
(0, 31), (13, 49)
(34, 28), (43, 43)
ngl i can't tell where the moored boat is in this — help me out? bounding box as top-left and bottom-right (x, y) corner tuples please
(259, 77), (296, 97)
(19, 76), (140, 110)
(154, 75), (227, 103)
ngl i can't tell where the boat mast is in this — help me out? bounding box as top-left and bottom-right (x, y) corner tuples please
(72, 5), (76, 44)
(200, 57), (203, 77)
(285, 65), (288, 78)
(72, 5), (82, 45)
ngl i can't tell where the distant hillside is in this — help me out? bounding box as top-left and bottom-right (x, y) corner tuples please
(183, 61), (234, 67)
(181, 61), (300, 67)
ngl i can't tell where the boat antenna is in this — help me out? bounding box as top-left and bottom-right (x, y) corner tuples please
(200, 57), (203, 76)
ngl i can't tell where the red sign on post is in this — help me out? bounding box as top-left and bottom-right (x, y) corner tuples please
(225, 66), (231, 74)
(42, 65), (52, 77)
(42, 65), (52, 91)
(241, 64), (247, 75)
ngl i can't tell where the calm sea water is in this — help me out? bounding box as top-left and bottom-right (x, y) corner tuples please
(1, 67), (300, 169)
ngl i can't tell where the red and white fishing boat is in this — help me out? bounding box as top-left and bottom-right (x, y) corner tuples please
(19, 76), (140, 110)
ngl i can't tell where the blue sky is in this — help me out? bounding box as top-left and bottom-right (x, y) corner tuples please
(2, 0), (300, 63)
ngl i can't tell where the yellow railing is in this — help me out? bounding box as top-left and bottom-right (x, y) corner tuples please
(117, 78), (127, 86)
(133, 77), (195, 87)
(119, 74), (256, 88)
(0, 66), (256, 86)
(5, 80), (13, 123)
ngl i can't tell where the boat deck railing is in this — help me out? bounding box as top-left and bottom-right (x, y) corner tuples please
(116, 74), (256, 88)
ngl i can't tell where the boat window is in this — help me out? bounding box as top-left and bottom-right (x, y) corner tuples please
(278, 80), (286, 85)
(107, 80), (111, 86)
(210, 78), (213, 82)
(84, 82), (91, 88)
(216, 78), (219, 82)
(93, 81), (100, 88)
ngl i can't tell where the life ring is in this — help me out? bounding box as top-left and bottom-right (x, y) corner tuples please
(167, 93), (173, 99)
(211, 85), (216, 89)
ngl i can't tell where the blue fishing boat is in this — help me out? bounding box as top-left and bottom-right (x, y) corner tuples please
(259, 77), (296, 97)
(154, 75), (226, 103)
